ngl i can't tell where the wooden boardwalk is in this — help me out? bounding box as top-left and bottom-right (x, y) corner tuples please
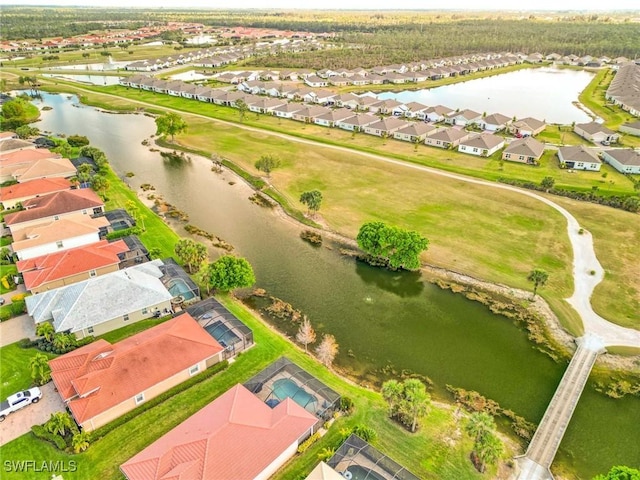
(516, 335), (605, 480)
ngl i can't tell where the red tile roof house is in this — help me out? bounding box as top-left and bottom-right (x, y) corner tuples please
(120, 383), (318, 480)
(17, 239), (129, 294)
(0, 177), (72, 209)
(4, 189), (105, 235)
(49, 313), (224, 432)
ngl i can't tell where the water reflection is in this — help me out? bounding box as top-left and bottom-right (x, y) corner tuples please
(354, 260), (424, 298)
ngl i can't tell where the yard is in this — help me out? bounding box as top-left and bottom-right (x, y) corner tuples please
(0, 295), (499, 480)
(0, 343), (57, 401)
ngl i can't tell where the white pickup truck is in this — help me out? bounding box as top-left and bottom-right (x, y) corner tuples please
(0, 387), (42, 421)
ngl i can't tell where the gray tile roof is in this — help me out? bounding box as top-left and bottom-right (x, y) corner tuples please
(558, 145), (601, 164)
(504, 137), (545, 158)
(26, 260), (173, 333)
(604, 149), (640, 166)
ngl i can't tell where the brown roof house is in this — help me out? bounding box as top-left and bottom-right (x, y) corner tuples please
(502, 137), (545, 165)
(557, 145), (602, 172)
(17, 239), (130, 293)
(444, 109), (482, 127)
(479, 113), (512, 132)
(425, 127), (471, 149)
(509, 117), (546, 137)
(49, 313), (225, 431)
(120, 383), (317, 480)
(11, 216), (110, 261)
(26, 259), (177, 338)
(620, 120), (640, 137)
(336, 113), (379, 132)
(393, 122), (438, 143)
(0, 177), (72, 209)
(458, 133), (505, 157)
(573, 122), (619, 144)
(602, 149), (640, 174)
(4, 189), (105, 235)
(363, 117), (408, 137)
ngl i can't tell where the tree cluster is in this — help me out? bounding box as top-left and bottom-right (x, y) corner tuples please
(0, 97), (40, 130)
(381, 378), (431, 433)
(356, 221), (429, 271)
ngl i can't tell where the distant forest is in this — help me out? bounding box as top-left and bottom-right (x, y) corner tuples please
(2, 7), (639, 65)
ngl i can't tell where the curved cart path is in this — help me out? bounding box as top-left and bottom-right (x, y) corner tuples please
(54, 85), (640, 349)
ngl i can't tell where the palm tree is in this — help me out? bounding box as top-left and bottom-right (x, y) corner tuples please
(29, 353), (51, 385)
(527, 268), (549, 298)
(465, 412), (495, 444)
(381, 379), (403, 418)
(46, 412), (73, 437)
(35, 322), (54, 343)
(72, 431), (91, 453)
(399, 378), (430, 432)
(475, 431), (503, 473)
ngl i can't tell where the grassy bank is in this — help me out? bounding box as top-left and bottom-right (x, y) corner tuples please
(0, 294), (496, 480)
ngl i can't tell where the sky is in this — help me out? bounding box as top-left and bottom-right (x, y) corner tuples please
(4, 0), (640, 10)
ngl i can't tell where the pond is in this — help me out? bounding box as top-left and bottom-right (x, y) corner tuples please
(377, 67), (595, 124)
(33, 92), (640, 478)
(42, 74), (122, 86)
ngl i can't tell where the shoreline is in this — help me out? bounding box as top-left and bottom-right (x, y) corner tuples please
(144, 138), (640, 374)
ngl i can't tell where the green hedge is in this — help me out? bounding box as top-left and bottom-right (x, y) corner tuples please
(296, 431), (321, 453)
(90, 360), (229, 441)
(31, 425), (66, 450)
(105, 226), (143, 240)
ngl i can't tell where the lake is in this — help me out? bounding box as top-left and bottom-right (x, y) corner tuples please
(42, 74), (122, 86)
(33, 92), (640, 478)
(378, 67), (595, 125)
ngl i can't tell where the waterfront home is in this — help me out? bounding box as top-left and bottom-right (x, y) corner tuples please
(0, 131), (18, 142)
(363, 117), (408, 137)
(424, 105), (455, 123)
(273, 103), (305, 119)
(424, 128), (471, 149)
(606, 63), (640, 116)
(479, 112), (512, 132)
(314, 108), (355, 128)
(393, 122), (437, 143)
(17, 239), (130, 293)
(332, 93), (360, 110)
(0, 137), (36, 155)
(444, 109), (482, 127)
(557, 145), (602, 171)
(574, 122), (619, 144)
(49, 313), (224, 432)
(336, 113), (379, 132)
(11, 216), (109, 261)
(458, 133), (505, 157)
(601, 149), (640, 174)
(304, 89), (337, 105)
(368, 99), (404, 115)
(356, 95), (380, 111)
(509, 117), (546, 137)
(0, 178), (72, 209)
(120, 383), (317, 480)
(25, 259), (180, 338)
(4, 189), (105, 235)
(502, 137), (545, 165)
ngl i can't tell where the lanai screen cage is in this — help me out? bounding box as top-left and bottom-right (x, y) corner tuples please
(327, 434), (420, 480)
(243, 356), (341, 420)
(159, 258), (200, 303)
(186, 298), (254, 356)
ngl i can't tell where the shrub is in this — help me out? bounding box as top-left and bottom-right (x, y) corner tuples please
(340, 396), (354, 414)
(351, 424), (377, 442)
(297, 431), (321, 453)
(31, 425), (66, 450)
(67, 135), (90, 147)
(317, 447), (335, 461)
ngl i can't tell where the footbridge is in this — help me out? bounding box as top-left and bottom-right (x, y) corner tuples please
(515, 334), (606, 480)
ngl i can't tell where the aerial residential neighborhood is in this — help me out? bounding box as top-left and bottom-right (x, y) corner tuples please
(0, 4), (639, 480)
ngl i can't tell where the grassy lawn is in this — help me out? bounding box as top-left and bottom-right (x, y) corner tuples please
(0, 343), (57, 401)
(0, 265), (18, 295)
(543, 194), (640, 328)
(97, 316), (171, 344)
(0, 295), (498, 480)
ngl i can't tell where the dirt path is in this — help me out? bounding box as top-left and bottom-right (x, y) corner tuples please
(49, 85), (640, 349)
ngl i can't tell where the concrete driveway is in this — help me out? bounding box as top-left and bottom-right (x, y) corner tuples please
(0, 383), (66, 446)
(0, 314), (35, 347)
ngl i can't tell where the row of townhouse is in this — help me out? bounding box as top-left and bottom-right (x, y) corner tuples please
(605, 62), (640, 117)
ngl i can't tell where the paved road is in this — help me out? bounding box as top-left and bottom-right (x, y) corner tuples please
(0, 382), (66, 447)
(45, 83), (640, 348)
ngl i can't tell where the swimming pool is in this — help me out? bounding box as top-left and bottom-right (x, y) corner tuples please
(204, 321), (241, 347)
(344, 465), (387, 480)
(272, 378), (317, 410)
(168, 278), (196, 301)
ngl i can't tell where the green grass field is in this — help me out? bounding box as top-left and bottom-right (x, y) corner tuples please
(0, 295), (499, 480)
(0, 343), (57, 401)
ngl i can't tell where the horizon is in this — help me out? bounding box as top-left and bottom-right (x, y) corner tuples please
(3, 1), (640, 11)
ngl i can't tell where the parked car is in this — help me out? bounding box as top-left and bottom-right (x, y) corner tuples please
(0, 387), (42, 421)
(0, 298), (5, 306)
(601, 140), (610, 146)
